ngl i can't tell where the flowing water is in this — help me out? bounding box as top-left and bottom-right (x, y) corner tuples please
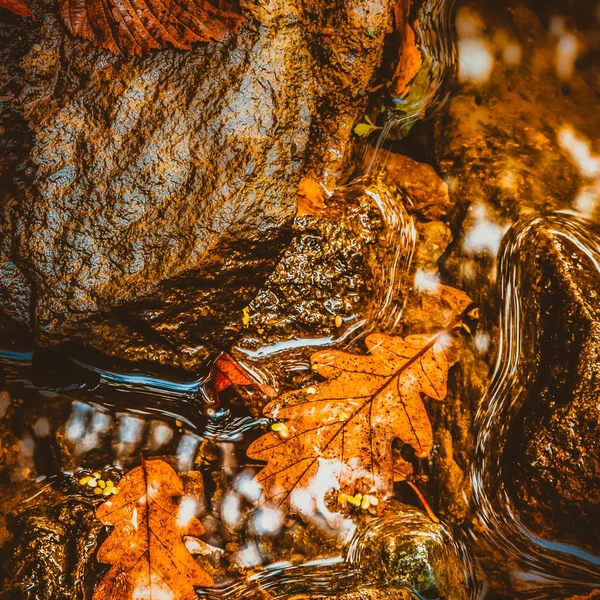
(1, 0), (600, 598)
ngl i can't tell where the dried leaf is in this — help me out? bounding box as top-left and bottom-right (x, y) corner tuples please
(247, 305), (471, 517)
(92, 458), (213, 600)
(0, 0), (32, 17)
(59, 0), (242, 56)
(392, 0), (422, 97)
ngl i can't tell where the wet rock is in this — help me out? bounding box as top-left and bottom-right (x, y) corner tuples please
(348, 503), (472, 599)
(364, 149), (452, 222)
(435, 1), (600, 221)
(232, 178), (413, 397)
(0, 13), (38, 203)
(504, 217), (600, 555)
(469, 214), (600, 598)
(0, 0), (396, 371)
(0, 493), (104, 600)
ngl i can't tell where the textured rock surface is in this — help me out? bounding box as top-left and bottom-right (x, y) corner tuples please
(349, 504), (472, 599)
(507, 221), (600, 555)
(233, 178), (413, 396)
(0, 0), (396, 370)
(0, 494), (104, 600)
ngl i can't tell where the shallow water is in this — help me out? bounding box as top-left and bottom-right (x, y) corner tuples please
(2, 0), (600, 598)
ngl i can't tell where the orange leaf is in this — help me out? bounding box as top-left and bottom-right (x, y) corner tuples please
(59, 0), (242, 56)
(211, 352), (276, 397)
(392, 0), (422, 97)
(247, 330), (455, 517)
(92, 458), (213, 600)
(0, 0), (33, 17)
(297, 177), (325, 216)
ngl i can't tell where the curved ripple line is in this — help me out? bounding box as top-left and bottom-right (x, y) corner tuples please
(472, 212), (600, 595)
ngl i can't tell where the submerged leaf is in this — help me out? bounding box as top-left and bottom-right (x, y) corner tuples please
(354, 115), (382, 138)
(247, 295), (472, 518)
(392, 0), (423, 97)
(211, 352), (276, 398)
(59, 0), (242, 56)
(92, 458), (212, 600)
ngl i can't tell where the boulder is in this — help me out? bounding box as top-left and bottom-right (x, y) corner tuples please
(232, 177), (414, 398)
(506, 216), (600, 555)
(0, 0), (397, 371)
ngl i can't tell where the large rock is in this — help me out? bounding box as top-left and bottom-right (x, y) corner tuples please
(0, 0), (397, 371)
(507, 216), (600, 554)
(0, 492), (104, 600)
(232, 177), (414, 399)
(473, 213), (600, 597)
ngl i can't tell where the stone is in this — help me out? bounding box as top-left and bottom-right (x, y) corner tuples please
(232, 177), (414, 399)
(0, 0), (397, 371)
(505, 216), (600, 555)
(0, 494), (104, 600)
(471, 213), (600, 598)
(348, 502), (473, 599)
(364, 148), (452, 222)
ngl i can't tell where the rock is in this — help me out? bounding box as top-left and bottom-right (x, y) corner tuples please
(232, 177), (414, 398)
(505, 216), (600, 555)
(435, 1), (600, 222)
(0, 13), (38, 202)
(0, 493), (104, 600)
(364, 149), (452, 222)
(0, 0), (396, 371)
(348, 503), (473, 599)
(297, 0), (399, 187)
(472, 213), (600, 597)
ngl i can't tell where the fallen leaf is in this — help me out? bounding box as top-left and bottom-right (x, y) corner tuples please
(59, 0), (242, 56)
(92, 458), (213, 600)
(210, 352), (276, 398)
(353, 115), (382, 138)
(297, 177), (325, 216)
(247, 302), (471, 518)
(0, 0), (32, 17)
(392, 0), (422, 97)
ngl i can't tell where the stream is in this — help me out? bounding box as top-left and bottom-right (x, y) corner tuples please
(1, 0), (600, 598)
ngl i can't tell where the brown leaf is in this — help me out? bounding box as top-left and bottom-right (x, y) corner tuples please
(392, 0), (422, 97)
(92, 458), (213, 600)
(59, 0), (242, 56)
(247, 317), (468, 518)
(0, 0), (32, 17)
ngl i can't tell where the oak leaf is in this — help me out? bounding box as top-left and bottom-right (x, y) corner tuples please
(247, 323), (464, 518)
(92, 458), (213, 600)
(59, 0), (242, 56)
(0, 0), (32, 17)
